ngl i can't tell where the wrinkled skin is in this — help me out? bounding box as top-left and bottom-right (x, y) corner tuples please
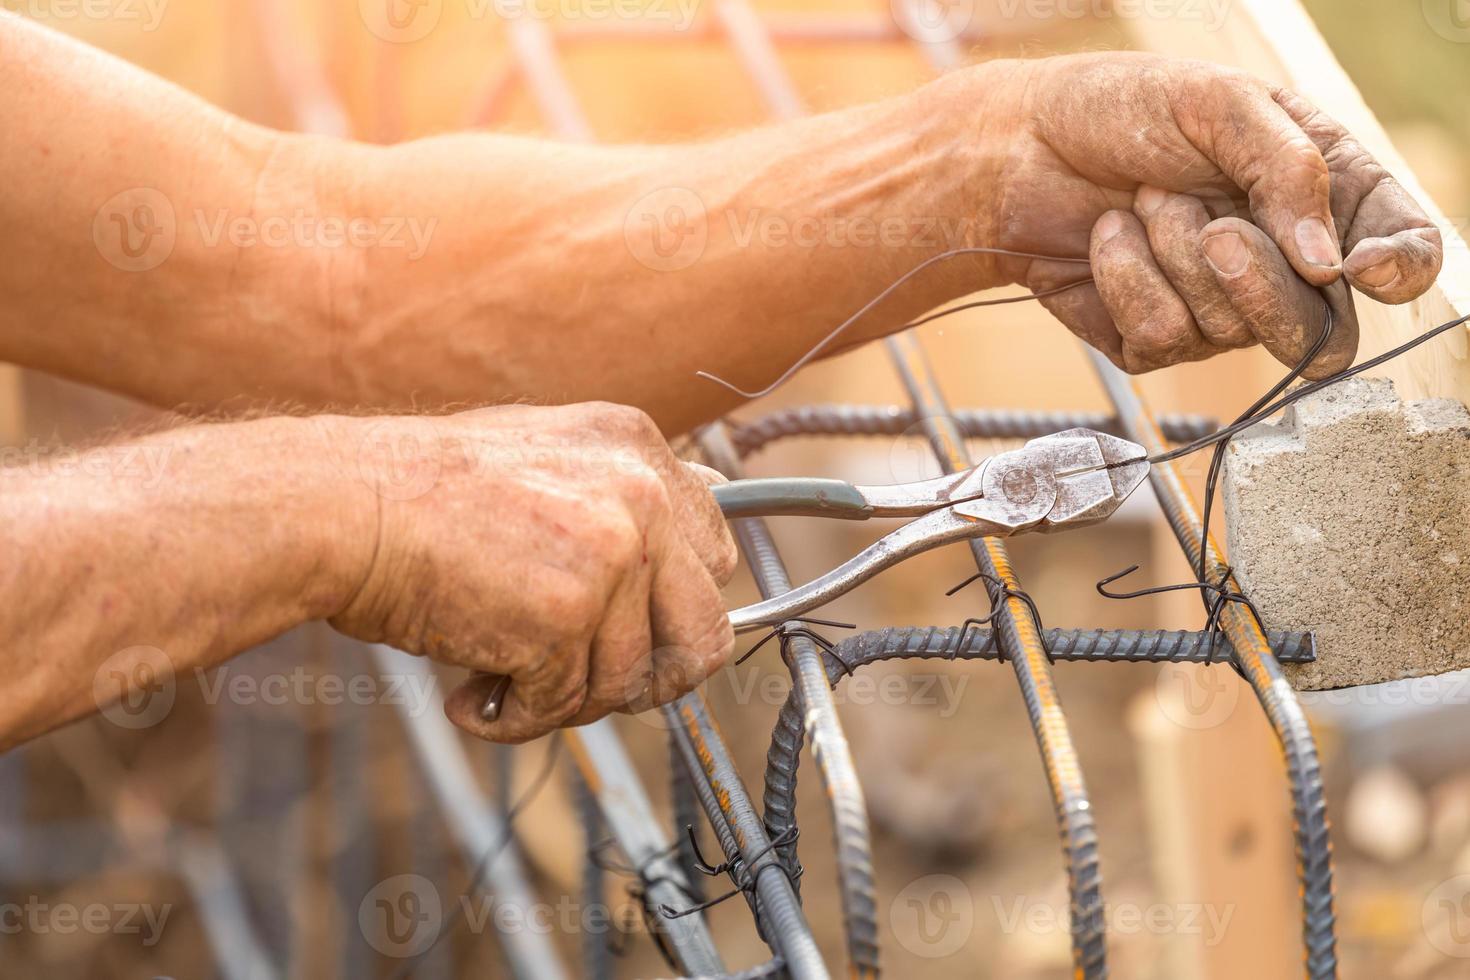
(0, 24), (1451, 748)
(977, 53), (1443, 377)
(331, 403), (739, 743)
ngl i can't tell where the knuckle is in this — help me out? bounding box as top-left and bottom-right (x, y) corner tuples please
(1126, 313), (1194, 358)
(539, 574), (606, 637)
(580, 507), (645, 569)
(616, 464), (672, 517)
(711, 533), (740, 585)
(594, 402), (662, 442)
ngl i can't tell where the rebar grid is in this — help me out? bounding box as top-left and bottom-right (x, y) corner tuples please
(474, 4), (1339, 977)
(727, 404), (1219, 457)
(886, 333), (1108, 975)
(1086, 354), (1339, 978)
(246, 4), (1342, 977)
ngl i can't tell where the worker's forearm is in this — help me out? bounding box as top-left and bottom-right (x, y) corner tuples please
(0, 415), (371, 747)
(330, 70), (1011, 430)
(0, 15), (335, 408)
(0, 15), (1013, 430)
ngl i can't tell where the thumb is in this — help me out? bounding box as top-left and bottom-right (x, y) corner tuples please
(1181, 79), (1341, 286)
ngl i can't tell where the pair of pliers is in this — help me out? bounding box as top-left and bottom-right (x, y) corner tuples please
(478, 428), (1149, 720)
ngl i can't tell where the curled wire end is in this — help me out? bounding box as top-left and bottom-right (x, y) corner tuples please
(655, 826), (803, 920)
(1095, 565), (1145, 599)
(696, 369), (767, 399)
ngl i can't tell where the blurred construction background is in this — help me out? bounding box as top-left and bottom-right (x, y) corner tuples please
(4, 0), (1470, 977)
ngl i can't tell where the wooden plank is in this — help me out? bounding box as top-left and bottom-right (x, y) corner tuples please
(1126, 0), (1470, 406)
(1128, 673), (1300, 980)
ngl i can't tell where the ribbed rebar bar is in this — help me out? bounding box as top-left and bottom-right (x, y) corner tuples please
(666, 695), (828, 980)
(728, 404), (1218, 457)
(701, 425), (880, 978)
(670, 730), (708, 905)
(763, 625), (1317, 850)
(575, 772), (614, 980)
(1087, 351), (1337, 978)
(657, 957), (788, 980)
(887, 333), (1107, 977)
(837, 624), (1314, 673)
(564, 720), (727, 976)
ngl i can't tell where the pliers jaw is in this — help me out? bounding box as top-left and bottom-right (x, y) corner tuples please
(946, 428), (1149, 534)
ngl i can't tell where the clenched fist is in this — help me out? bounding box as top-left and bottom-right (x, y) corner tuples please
(330, 403), (739, 742)
(955, 52), (1444, 376)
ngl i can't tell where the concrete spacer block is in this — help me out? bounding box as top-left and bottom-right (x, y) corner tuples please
(1222, 376), (1470, 690)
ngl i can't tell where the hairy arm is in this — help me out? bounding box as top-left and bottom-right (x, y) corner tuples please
(0, 402), (736, 748)
(0, 416), (371, 747)
(0, 14), (998, 433)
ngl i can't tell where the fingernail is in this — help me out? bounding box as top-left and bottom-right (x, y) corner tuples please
(1295, 216), (1341, 268)
(1135, 185), (1169, 217)
(1096, 211), (1126, 243)
(1356, 257), (1399, 288)
(1202, 232), (1248, 276)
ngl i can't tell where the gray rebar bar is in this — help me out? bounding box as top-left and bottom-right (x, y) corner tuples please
(371, 646), (570, 980)
(671, 730), (709, 905)
(1086, 353), (1338, 978)
(887, 332), (1108, 977)
(665, 695), (828, 980)
(567, 719), (727, 976)
(701, 424), (879, 978)
(763, 625), (1314, 881)
(727, 404), (1219, 457)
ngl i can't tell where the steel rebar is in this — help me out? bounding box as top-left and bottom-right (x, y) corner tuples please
(666, 695), (829, 980)
(727, 404), (1218, 457)
(887, 332), (1108, 977)
(701, 424), (880, 978)
(1087, 352), (1337, 978)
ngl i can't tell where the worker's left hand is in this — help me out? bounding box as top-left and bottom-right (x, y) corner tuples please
(961, 52), (1444, 378)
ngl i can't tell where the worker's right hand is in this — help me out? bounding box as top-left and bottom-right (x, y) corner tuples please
(327, 402), (739, 743)
(960, 52), (1444, 378)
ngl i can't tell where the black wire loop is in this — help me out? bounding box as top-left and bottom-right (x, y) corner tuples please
(657, 826), (803, 920)
(946, 570), (1051, 664)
